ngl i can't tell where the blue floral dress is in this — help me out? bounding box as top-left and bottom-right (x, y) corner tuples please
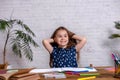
(51, 46), (78, 68)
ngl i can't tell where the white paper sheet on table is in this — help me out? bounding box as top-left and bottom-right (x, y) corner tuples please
(29, 67), (97, 73)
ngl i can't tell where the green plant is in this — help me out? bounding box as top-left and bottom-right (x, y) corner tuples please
(109, 21), (120, 39)
(0, 18), (39, 64)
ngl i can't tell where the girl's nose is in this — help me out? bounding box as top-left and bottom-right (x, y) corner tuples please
(61, 37), (64, 39)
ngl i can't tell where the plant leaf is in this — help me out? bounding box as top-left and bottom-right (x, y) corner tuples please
(22, 43), (33, 61)
(12, 40), (22, 58)
(15, 30), (39, 47)
(16, 20), (35, 36)
(0, 19), (10, 30)
(109, 34), (120, 39)
(115, 21), (120, 29)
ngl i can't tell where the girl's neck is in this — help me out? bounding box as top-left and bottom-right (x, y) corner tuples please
(58, 45), (67, 48)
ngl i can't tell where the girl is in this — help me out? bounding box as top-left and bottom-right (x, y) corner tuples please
(42, 26), (86, 68)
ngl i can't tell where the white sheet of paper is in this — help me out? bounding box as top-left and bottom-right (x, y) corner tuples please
(29, 67), (97, 73)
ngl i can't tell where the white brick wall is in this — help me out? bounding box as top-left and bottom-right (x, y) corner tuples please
(0, 0), (120, 68)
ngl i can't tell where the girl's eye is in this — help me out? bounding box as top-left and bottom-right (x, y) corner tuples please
(57, 35), (62, 38)
(64, 35), (68, 37)
(56, 34), (68, 38)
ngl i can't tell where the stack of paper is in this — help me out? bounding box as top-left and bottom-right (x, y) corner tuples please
(43, 73), (66, 79)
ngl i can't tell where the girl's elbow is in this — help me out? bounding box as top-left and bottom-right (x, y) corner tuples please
(42, 39), (47, 45)
(82, 37), (87, 43)
(42, 40), (45, 44)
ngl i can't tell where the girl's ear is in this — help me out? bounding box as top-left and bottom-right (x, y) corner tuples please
(53, 37), (56, 42)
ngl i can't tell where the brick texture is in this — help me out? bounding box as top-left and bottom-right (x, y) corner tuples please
(0, 0), (120, 68)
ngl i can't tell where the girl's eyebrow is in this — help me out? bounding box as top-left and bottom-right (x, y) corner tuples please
(65, 33), (68, 35)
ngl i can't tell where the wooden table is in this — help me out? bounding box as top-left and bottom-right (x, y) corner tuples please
(38, 66), (120, 80)
(1, 66), (120, 80)
(93, 66), (119, 80)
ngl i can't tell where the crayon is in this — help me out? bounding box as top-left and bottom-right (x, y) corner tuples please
(65, 71), (80, 76)
(65, 71), (100, 76)
(77, 76), (96, 80)
(72, 70), (89, 73)
(80, 73), (100, 76)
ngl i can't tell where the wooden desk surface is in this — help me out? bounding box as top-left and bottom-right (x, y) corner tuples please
(1, 66), (119, 80)
(38, 66), (120, 80)
(93, 66), (119, 80)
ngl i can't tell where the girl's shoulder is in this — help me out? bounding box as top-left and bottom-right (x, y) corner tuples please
(66, 46), (76, 51)
(69, 45), (75, 49)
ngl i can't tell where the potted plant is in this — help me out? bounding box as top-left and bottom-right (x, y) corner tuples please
(0, 18), (39, 69)
(109, 21), (120, 78)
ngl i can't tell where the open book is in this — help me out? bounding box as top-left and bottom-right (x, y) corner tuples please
(0, 72), (17, 80)
(0, 68), (40, 80)
(29, 67), (97, 73)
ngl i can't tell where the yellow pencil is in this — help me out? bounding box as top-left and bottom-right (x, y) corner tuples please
(77, 76), (96, 80)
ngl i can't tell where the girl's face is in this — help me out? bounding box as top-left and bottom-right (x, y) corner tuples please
(54, 29), (69, 48)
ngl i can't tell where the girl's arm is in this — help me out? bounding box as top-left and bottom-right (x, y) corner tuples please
(42, 39), (54, 54)
(72, 35), (87, 52)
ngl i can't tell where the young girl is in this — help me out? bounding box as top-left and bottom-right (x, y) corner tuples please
(42, 26), (86, 68)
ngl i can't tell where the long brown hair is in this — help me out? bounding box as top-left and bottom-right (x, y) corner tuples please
(49, 26), (79, 67)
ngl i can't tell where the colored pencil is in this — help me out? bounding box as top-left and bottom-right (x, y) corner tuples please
(77, 76), (96, 80)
